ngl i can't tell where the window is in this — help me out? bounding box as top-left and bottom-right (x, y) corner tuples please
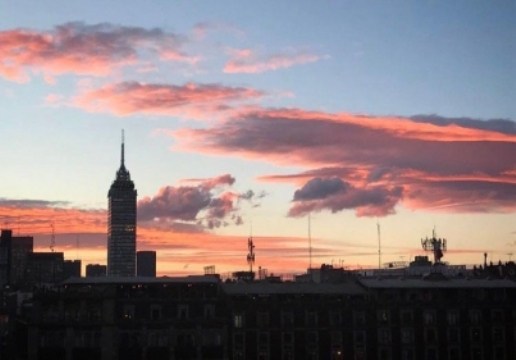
(447, 328), (460, 344)
(401, 328), (414, 344)
(425, 347), (438, 360)
(122, 304), (135, 320)
(446, 310), (459, 326)
(470, 327), (482, 342)
(401, 310), (413, 325)
(353, 311), (366, 326)
(378, 328), (391, 344)
(177, 304), (189, 319)
(378, 347), (392, 360)
(423, 310), (436, 325)
(204, 304), (215, 319)
(354, 331), (366, 346)
(258, 332), (270, 351)
(425, 328), (437, 344)
(492, 327), (505, 344)
(234, 313), (244, 328)
(493, 346), (505, 360)
(282, 311), (294, 327)
(257, 312), (270, 327)
(448, 347), (461, 360)
(401, 348), (415, 360)
(306, 311), (318, 327)
(306, 331), (318, 346)
(330, 331), (342, 346)
(150, 305), (162, 321)
(491, 309), (504, 323)
(470, 348), (483, 360)
(329, 310), (342, 326)
(377, 309), (390, 324)
(469, 310), (482, 324)
(234, 332), (244, 346)
(282, 332), (294, 345)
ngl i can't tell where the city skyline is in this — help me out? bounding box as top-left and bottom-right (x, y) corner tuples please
(0, 1), (515, 276)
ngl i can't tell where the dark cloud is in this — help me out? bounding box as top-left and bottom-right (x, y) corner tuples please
(175, 108), (516, 216)
(0, 198), (68, 208)
(293, 177), (348, 201)
(410, 114), (516, 135)
(138, 186), (211, 222)
(138, 175), (255, 230)
(290, 178), (403, 217)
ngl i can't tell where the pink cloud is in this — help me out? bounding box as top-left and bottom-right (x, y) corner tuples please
(172, 108), (516, 215)
(138, 174), (253, 229)
(0, 22), (192, 81)
(73, 81), (263, 119)
(224, 48), (326, 74)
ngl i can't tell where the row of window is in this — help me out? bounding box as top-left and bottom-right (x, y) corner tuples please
(232, 308), (510, 328)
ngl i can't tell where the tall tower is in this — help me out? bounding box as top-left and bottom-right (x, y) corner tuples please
(107, 131), (137, 277)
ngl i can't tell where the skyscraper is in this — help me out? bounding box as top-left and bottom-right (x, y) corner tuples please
(107, 131), (137, 277)
(137, 250), (156, 277)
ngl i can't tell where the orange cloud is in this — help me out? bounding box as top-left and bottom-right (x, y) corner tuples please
(0, 22), (193, 81)
(224, 48), (326, 74)
(74, 81), (263, 119)
(171, 107), (516, 215)
(0, 199), (336, 276)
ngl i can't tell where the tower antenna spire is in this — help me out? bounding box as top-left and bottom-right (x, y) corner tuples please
(121, 129), (125, 168)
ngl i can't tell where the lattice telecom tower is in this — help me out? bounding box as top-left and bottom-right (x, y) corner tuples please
(421, 229), (447, 265)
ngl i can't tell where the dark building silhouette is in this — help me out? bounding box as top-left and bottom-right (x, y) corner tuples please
(85, 264), (107, 277)
(63, 259), (81, 279)
(107, 131), (137, 277)
(21, 272), (516, 360)
(0, 229), (33, 287)
(25, 252), (64, 285)
(137, 251), (156, 277)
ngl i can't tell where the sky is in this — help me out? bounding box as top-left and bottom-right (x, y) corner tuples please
(0, 1), (515, 276)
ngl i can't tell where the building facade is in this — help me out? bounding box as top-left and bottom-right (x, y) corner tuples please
(137, 251), (157, 277)
(21, 272), (516, 360)
(0, 229), (33, 287)
(107, 132), (137, 277)
(85, 264), (107, 277)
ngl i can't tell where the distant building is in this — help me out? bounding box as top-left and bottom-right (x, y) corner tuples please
(0, 229), (33, 287)
(86, 264), (107, 277)
(137, 251), (156, 277)
(63, 259), (81, 279)
(25, 252), (64, 285)
(107, 131), (137, 277)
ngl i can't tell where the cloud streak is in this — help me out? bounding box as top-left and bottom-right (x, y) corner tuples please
(74, 81), (263, 119)
(172, 108), (516, 216)
(224, 48), (325, 74)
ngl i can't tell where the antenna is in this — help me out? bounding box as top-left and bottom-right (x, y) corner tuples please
(377, 221), (381, 269)
(247, 236), (255, 273)
(308, 213), (312, 270)
(50, 222), (55, 252)
(121, 129), (125, 168)
(421, 230), (447, 265)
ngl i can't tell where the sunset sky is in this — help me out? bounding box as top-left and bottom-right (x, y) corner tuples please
(1, 1), (515, 276)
